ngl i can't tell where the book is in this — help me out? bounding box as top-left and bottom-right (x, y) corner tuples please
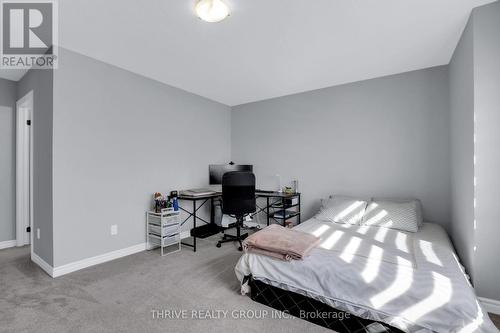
(273, 209), (295, 219)
(179, 188), (217, 197)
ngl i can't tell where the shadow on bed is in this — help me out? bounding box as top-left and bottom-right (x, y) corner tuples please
(249, 277), (403, 333)
(238, 220), (494, 332)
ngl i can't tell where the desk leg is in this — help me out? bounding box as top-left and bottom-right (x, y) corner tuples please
(266, 198), (270, 226)
(298, 194), (301, 224)
(210, 197), (214, 224)
(282, 197), (286, 227)
(193, 200), (197, 252)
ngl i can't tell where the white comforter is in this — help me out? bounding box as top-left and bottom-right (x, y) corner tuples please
(235, 219), (498, 333)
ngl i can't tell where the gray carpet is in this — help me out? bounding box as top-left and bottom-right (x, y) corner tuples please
(0, 236), (330, 333)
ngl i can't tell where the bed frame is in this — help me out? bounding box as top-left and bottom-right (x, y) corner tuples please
(249, 277), (403, 333)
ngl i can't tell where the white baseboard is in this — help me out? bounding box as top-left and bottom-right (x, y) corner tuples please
(31, 252), (54, 277)
(0, 240), (17, 250)
(52, 243), (146, 278)
(479, 297), (500, 315)
(34, 232), (192, 279)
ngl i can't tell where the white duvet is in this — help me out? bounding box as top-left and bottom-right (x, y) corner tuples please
(235, 219), (498, 333)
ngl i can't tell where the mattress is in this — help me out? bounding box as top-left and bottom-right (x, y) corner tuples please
(249, 277), (402, 332)
(235, 218), (497, 333)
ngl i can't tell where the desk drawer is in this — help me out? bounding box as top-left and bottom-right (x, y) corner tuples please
(148, 213), (180, 226)
(149, 233), (180, 247)
(149, 223), (179, 236)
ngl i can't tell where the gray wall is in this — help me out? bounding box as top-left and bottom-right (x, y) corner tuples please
(449, 16), (476, 281)
(449, 1), (500, 301)
(232, 66), (451, 229)
(0, 78), (17, 243)
(52, 48), (231, 267)
(473, 1), (500, 301)
(17, 69), (54, 265)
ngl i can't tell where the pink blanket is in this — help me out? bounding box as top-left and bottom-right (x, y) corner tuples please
(242, 224), (320, 261)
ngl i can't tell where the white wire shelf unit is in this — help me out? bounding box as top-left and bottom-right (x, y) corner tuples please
(146, 208), (181, 256)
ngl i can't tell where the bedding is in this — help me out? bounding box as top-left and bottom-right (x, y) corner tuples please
(249, 277), (403, 332)
(242, 224), (320, 261)
(372, 198), (424, 227)
(361, 200), (420, 233)
(316, 195), (368, 225)
(235, 218), (497, 333)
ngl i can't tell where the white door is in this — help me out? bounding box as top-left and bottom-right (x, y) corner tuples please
(16, 91), (33, 247)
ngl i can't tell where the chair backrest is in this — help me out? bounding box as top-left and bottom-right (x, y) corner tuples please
(222, 171), (256, 216)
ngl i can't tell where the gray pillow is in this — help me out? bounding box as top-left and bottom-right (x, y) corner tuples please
(361, 199), (420, 232)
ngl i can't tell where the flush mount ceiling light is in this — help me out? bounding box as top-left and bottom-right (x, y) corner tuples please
(195, 0), (230, 23)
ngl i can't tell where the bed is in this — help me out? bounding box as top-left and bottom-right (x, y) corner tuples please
(235, 218), (497, 332)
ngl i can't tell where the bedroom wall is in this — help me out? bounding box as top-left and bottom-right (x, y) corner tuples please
(449, 1), (500, 301)
(17, 69), (54, 266)
(0, 78), (17, 244)
(472, 1), (500, 301)
(232, 66), (451, 229)
(51, 48), (231, 267)
(449, 16), (476, 282)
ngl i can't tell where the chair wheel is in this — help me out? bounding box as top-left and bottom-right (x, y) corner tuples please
(216, 243), (222, 248)
(238, 246), (243, 251)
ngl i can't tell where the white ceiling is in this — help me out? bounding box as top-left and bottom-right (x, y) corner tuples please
(0, 69), (27, 82)
(1, 0), (496, 105)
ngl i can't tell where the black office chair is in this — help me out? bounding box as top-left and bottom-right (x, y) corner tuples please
(216, 171), (256, 251)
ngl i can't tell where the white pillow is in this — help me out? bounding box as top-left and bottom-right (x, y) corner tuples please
(372, 198), (423, 226)
(361, 200), (419, 232)
(316, 195), (368, 225)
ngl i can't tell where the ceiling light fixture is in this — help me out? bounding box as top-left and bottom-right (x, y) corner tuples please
(195, 0), (230, 23)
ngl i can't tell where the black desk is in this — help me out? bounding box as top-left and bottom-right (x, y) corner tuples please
(178, 193), (220, 252)
(178, 191), (301, 252)
(253, 191), (301, 226)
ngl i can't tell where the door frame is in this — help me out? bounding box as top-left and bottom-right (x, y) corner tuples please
(16, 90), (34, 252)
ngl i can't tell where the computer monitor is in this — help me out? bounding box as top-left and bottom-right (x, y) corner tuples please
(209, 164), (253, 185)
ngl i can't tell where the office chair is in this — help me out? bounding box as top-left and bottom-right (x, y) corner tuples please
(216, 171), (256, 251)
